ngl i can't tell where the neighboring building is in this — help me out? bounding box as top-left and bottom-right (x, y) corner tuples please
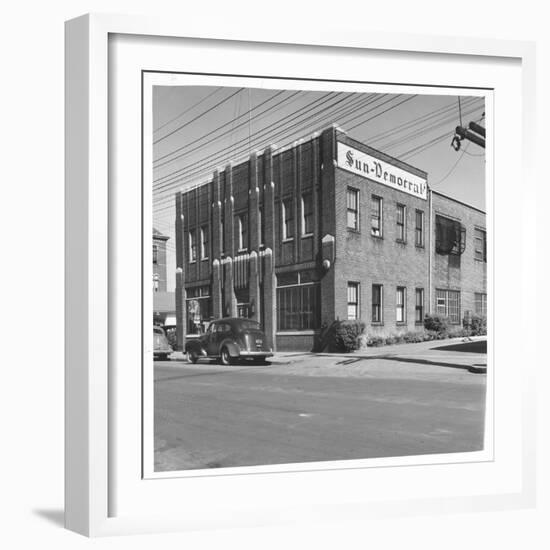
(152, 227), (169, 292)
(153, 228), (175, 326)
(174, 125), (487, 351)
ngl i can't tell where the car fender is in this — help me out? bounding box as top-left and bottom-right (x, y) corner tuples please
(219, 339), (241, 357)
(185, 339), (207, 355)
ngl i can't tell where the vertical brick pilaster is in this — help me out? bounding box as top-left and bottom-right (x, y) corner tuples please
(261, 248), (276, 350)
(263, 145), (276, 262)
(212, 259), (222, 319)
(249, 251), (260, 323)
(223, 257), (237, 317)
(175, 193), (186, 349)
(224, 163), (235, 259)
(211, 170), (222, 260)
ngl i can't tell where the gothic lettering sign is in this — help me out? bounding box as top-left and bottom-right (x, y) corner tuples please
(337, 142), (428, 200)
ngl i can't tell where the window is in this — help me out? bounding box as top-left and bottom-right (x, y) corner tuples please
(277, 271), (320, 330)
(200, 226), (209, 259)
(435, 215), (466, 255)
(188, 229), (197, 262)
(153, 273), (159, 292)
(396, 204), (406, 242)
(415, 210), (424, 247)
(435, 289), (461, 324)
(346, 188), (359, 230)
(347, 282), (359, 320)
(415, 288), (424, 323)
(396, 287), (406, 323)
(475, 293), (487, 316)
(282, 198), (294, 240)
(152, 243), (158, 264)
(371, 195), (382, 236)
(301, 192), (314, 235)
(237, 213), (248, 251)
(474, 228), (487, 262)
(186, 285), (212, 334)
(372, 284), (383, 323)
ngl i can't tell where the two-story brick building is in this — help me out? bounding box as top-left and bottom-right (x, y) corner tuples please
(173, 124), (487, 351)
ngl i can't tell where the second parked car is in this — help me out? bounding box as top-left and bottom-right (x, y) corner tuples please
(185, 318), (273, 365)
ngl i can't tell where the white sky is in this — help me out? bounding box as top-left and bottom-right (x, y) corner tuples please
(152, 86), (486, 291)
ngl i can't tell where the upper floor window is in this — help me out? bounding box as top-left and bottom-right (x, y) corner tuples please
(415, 210), (424, 247)
(200, 226), (209, 259)
(237, 213), (248, 251)
(302, 192), (314, 235)
(282, 198), (294, 240)
(474, 228), (487, 262)
(347, 188), (359, 230)
(259, 207), (264, 246)
(371, 195), (382, 237)
(396, 204), (406, 242)
(188, 229), (197, 263)
(152, 243), (158, 264)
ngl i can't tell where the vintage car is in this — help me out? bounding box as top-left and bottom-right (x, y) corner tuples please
(185, 317), (273, 365)
(153, 325), (173, 360)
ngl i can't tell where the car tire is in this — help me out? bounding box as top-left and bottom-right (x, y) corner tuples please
(220, 346), (234, 366)
(188, 350), (199, 364)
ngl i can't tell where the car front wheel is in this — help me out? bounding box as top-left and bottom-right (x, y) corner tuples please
(219, 346), (234, 366)
(188, 350), (199, 364)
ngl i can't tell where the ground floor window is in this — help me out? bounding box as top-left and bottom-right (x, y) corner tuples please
(347, 282), (359, 320)
(435, 289), (461, 324)
(277, 271), (320, 330)
(415, 288), (424, 323)
(372, 284), (383, 323)
(396, 287), (406, 323)
(475, 292), (487, 317)
(186, 285), (212, 334)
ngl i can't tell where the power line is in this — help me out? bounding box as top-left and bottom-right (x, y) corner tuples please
(153, 87), (244, 145)
(153, 87), (222, 135)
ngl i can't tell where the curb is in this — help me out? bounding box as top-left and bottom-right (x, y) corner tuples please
(468, 364), (487, 374)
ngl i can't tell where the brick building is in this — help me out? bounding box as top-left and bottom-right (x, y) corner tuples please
(174, 125), (487, 351)
(152, 227), (175, 326)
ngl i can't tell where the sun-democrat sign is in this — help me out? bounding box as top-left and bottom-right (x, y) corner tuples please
(337, 142), (428, 200)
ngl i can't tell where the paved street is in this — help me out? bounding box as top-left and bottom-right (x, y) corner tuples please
(154, 338), (487, 472)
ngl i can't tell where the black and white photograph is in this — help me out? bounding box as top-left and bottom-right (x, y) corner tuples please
(147, 77), (489, 474)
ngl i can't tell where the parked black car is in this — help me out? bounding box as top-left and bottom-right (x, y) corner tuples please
(185, 318), (273, 365)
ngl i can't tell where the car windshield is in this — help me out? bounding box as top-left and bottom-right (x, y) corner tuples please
(235, 320), (261, 331)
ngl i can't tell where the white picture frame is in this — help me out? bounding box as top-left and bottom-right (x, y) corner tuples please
(65, 13), (536, 537)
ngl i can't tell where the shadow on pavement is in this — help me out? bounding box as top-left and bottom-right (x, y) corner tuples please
(33, 509), (64, 528)
(430, 340), (487, 353)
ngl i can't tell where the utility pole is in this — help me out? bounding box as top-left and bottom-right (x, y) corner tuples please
(451, 117), (486, 151)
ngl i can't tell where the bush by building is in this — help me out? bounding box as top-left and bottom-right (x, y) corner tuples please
(329, 319), (366, 352)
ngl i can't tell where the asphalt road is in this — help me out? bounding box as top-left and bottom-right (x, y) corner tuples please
(154, 339), (487, 472)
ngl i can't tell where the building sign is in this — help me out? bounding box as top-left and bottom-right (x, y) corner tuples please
(337, 142), (428, 200)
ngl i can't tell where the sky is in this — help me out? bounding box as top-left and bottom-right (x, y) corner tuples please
(152, 85), (486, 291)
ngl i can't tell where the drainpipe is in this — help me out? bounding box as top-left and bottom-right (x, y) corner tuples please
(428, 187), (433, 315)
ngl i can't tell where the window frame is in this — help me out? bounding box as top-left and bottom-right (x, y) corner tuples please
(347, 281), (360, 320)
(371, 283), (383, 324)
(200, 225), (209, 260)
(474, 227), (487, 262)
(435, 288), (461, 324)
(371, 195), (383, 237)
(415, 209), (425, 248)
(237, 212), (248, 252)
(474, 292), (487, 317)
(188, 229), (197, 263)
(396, 286), (406, 324)
(346, 187), (359, 232)
(415, 288), (424, 324)
(281, 198), (294, 241)
(396, 203), (406, 243)
(152, 243), (158, 264)
(301, 192), (314, 236)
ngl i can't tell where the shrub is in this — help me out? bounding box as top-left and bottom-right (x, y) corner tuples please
(403, 331), (424, 343)
(367, 335), (385, 347)
(424, 314), (450, 334)
(448, 326), (470, 339)
(469, 315), (487, 336)
(330, 319), (366, 352)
